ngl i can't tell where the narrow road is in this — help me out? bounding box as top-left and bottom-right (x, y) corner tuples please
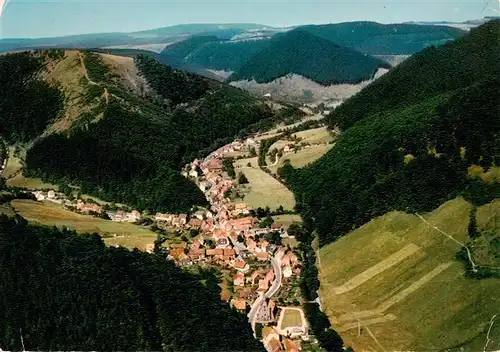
(266, 257), (282, 298)
(247, 255), (282, 333)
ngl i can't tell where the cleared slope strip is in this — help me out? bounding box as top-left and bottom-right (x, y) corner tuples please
(318, 197), (500, 351)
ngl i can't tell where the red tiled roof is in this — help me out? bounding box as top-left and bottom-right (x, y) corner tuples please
(223, 248), (235, 256)
(231, 299), (247, 311)
(268, 338), (283, 352)
(234, 259), (247, 269)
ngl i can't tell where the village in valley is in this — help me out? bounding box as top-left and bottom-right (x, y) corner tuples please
(26, 136), (315, 352)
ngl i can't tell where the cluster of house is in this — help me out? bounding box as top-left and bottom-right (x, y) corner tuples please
(262, 326), (301, 352)
(177, 151), (306, 351)
(31, 190), (141, 223)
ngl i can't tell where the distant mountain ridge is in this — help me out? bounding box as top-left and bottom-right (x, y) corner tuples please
(227, 30), (391, 85)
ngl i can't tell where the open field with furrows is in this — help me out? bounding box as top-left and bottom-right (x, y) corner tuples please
(318, 197), (500, 351)
(234, 157), (296, 211)
(268, 144), (334, 174)
(10, 200), (156, 250)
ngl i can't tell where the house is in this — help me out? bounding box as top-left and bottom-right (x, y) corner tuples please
(262, 326), (280, 342)
(283, 265), (293, 278)
(178, 214), (188, 225)
(145, 243), (155, 254)
(283, 338), (300, 352)
(221, 291), (231, 302)
(188, 246), (205, 261)
(199, 181), (210, 193)
(206, 248), (224, 260)
(76, 200), (103, 214)
(267, 338), (284, 352)
(258, 279), (269, 292)
(233, 259), (250, 272)
(189, 218), (203, 229)
(231, 203), (251, 216)
(231, 299), (247, 311)
(188, 169), (198, 178)
(249, 270), (265, 285)
(233, 272), (245, 286)
(169, 248), (185, 260)
(33, 191), (46, 201)
(223, 248), (235, 261)
(275, 248), (286, 262)
(204, 158), (223, 173)
(266, 269), (275, 283)
(155, 213), (174, 222)
(246, 238), (257, 252)
(256, 251), (269, 261)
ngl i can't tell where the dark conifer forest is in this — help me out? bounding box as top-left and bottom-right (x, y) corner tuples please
(0, 215), (263, 351)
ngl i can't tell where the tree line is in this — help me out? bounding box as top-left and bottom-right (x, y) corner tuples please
(0, 215), (264, 351)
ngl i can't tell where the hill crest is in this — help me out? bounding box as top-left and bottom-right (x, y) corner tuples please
(228, 30), (390, 85)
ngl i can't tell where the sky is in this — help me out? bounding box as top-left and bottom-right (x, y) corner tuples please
(0, 0), (499, 38)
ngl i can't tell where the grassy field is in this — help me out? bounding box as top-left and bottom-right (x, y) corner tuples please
(2, 146), (59, 190)
(293, 126), (334, 144)
(7, 173), (59, 190)
(2, 147), (23, 179)
(318, 197), (500, 351)
(11, 200), (156, 250)
(272, 214), (302, 229)
(234, 157), (296, 211)
(269, 144), (334, 173)
(280, 308), (304, 329)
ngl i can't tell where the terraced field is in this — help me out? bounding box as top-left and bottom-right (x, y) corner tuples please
(318, 197), (500, 351)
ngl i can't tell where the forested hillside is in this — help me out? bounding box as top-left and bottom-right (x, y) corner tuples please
(160, 35), (220, 62)
(280, 21), (500, 245)
(228, 30), (390, 85)
(330, 20), (500, 130)
(0, 50), (275, 213)
(298, 21), (465, 55)
(0, 51), (63, 144)
(184, 40), (271, 71)
(0, 215), (263, 351)
(158, 36), (271, 72)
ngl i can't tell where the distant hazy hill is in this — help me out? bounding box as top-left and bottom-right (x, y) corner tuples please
(0, 49), (278, 213)
(0, 23), (270, 53)
(297, 21), (466, 55)
(130, 23), (270, 38)
(228, 30), (390, 85)
(280, 20), (500, 244)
